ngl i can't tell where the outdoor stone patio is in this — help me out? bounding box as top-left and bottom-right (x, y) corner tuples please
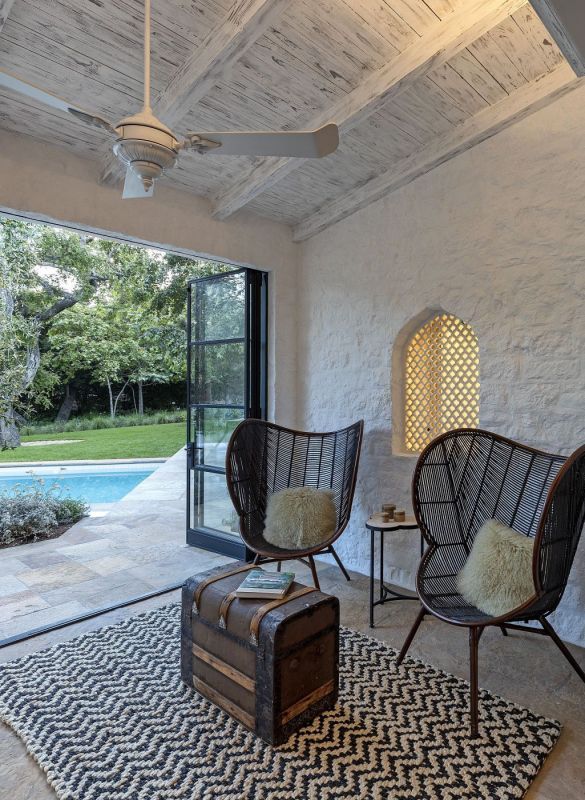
(0, 449), (230, 641)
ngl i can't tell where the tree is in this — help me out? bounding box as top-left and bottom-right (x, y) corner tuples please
(0, 240), (39, 447)
(0, 220), (113, 447)
(43, 305), (141, 419)
(1, 217), (233, 445)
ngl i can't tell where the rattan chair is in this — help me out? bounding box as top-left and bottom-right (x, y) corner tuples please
(397, 428), (585, 737)
(226, 418), (364, 589)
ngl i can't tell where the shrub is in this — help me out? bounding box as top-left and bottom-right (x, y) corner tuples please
(0, 481), (89, 548)
(21, 410), (186, 436)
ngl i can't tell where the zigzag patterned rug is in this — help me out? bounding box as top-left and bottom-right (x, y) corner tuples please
(0, 604), (560, 800)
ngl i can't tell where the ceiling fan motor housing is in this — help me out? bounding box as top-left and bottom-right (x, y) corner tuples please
(113, 112), (179, 189)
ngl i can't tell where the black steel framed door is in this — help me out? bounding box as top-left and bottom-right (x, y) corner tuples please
(186, 268), (267, 558)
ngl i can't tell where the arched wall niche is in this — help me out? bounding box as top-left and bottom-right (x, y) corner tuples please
(392, 308), (480, 455)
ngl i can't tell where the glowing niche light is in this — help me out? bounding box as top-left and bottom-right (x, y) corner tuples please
(404, 313), (479, 453)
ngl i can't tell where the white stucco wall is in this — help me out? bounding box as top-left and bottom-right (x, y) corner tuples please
(0, 130), (298, 426)
(297, 86), (585, 646)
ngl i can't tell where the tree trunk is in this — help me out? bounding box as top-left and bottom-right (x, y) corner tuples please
(0, 407), (21, 449)
(55, 384), (77, 422)
(130, 384), (137, 414)
(106, 378), (115, 419)
(113, 380), (129, 418)
(138, 380), (144, 416)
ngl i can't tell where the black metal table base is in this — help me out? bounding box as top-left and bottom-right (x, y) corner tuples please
(368, 524), (423, 628)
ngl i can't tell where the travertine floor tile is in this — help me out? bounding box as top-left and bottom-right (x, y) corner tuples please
(0, 575), (28, 598)
(17, 562), (98, 593)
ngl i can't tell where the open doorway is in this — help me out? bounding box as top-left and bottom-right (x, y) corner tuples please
(0, 214), (262, 644)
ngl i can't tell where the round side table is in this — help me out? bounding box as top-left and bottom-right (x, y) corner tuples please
(366, 514), (424, 628)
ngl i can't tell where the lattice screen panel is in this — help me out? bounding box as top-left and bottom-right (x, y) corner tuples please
(404, 314), (479, 452)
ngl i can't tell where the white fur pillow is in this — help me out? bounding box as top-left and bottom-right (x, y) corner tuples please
(456, 519), (535, 617)
(263, 487), (337, 550)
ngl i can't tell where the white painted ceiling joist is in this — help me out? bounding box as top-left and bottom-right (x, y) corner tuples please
(212, 0), (527, 220)
(530, 0), (585, 76)
(99, 0), (289, 186)
(292, 62), (581, 242)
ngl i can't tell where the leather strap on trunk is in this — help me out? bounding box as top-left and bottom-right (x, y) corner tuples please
(249, 586), (316, 645)
(218, 591), (238, 629)
(193, 564), (254, 614)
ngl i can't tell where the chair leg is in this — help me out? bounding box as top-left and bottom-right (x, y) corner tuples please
(396, 605), (426, 666)
(308, 555), (321, 591)
(276, 561), (282, 572)
(499, 625), (508, 637)
(540, 617), (585, 683)
(469, 627), (481, 738)
(328, 545), (351, 581)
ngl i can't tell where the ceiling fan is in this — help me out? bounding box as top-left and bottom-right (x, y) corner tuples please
(0, 0), (339, 199)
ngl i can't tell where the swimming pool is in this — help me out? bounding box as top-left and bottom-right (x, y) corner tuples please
(0, 463), (160, 504)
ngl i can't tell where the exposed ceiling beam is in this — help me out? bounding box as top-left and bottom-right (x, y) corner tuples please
(212, 0), (527, 220)
(530, 1), (585, 76)
(292, 63), (580, 242)
(0, 0), (16, 34)
(100, 0), (288, 186)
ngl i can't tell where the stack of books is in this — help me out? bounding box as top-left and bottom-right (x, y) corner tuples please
(235, 569), (295, 600)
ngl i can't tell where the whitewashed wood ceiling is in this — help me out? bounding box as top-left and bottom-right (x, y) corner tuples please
(0, 0), (582, 239)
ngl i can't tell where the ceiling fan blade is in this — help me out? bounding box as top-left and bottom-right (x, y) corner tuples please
(184, 124), (339, 158)
(122, 167), (154, 200)
(0, 69), (117, 135)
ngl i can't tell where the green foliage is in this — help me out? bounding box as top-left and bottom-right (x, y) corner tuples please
(0, 221), (41, 423)
(21, 410), (186, 436)
(0, 215), (233, 444)
(0, 480), (88, 548)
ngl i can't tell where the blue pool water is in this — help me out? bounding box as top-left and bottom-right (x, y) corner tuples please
(0, 467), (157, 504)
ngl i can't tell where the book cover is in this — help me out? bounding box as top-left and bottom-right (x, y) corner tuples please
(235, 570), (295, 599)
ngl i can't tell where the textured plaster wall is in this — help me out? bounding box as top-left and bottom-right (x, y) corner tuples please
(0, 130), (298, 426)
(297, 87), (585, 646)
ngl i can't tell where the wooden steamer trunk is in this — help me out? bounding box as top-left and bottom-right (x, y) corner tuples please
(181, 564), (340, 745)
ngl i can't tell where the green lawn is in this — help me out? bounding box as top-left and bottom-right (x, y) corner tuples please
(0, 423), (185, 462)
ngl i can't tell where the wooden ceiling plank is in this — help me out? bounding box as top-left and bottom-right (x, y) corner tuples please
(12, 0), (185, 88)
(212, 0), (526, 220)
(447, 50), (508, 104)
(417, 76), (472, 125)
(387, 87), (455, 141)
(468, 30), (528, 91)
(530, 0), (585, 76)
(337, 0), (418, 52)
(0, 0), (15, 34)
(386, 0), (441, 33)
(427, 62), (490, 114)
(292, 63), (579, 242)
(423, 0), (457, 20)
(489, 16), (552, 80)
(512, 6), (565, 72)
(99, 0), (289, 185)
(0, 33), (141, 116)
(154, 0), (289, 126)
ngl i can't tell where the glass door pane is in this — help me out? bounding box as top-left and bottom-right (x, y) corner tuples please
(187, 269), (267, 558)
(191, 271), (246, 341)
(191, 342), (246, 405)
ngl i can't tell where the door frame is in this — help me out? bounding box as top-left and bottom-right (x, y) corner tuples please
(186, 268), (268, 559)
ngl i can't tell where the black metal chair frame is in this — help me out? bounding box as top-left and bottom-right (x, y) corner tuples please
(226, 418), (364, 590)
(397, 428), (585, 737)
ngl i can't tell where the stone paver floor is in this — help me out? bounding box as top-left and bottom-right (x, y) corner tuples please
(0, 449), (230, 641)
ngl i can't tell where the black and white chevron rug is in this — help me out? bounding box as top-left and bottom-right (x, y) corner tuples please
(0, 604), (560, 800)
